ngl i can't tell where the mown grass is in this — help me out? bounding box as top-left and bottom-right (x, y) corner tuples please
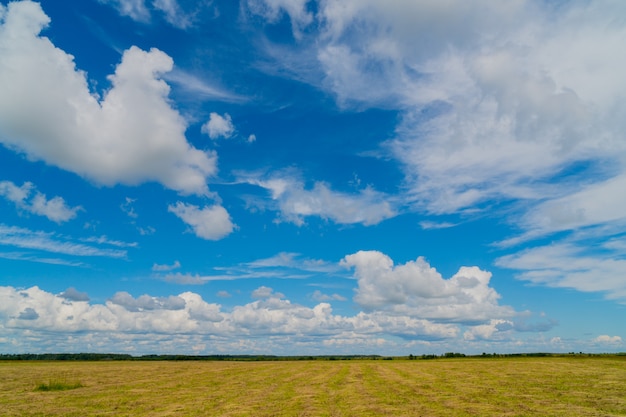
(1, 357), (625, 416)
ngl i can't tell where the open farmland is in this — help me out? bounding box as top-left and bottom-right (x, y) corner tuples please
(1, 357), (625, 416)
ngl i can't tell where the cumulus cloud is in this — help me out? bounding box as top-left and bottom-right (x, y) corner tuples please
(201, 112), (235, 140)
(109, 292), (186, 312)
(0, 181), (81, 223)
(0, 281), (555, 354)
(342, 250), (514, 324)
(247, 175), (396, 226)
(17, 307), (39, 320)
(0, 1), (216, 195)
(251, 286), (283, 299)
(593, 335), (622, 345)
(60, 287), (90, 302)
(463, 320), (512, 341)
(168, 202), (235, 240)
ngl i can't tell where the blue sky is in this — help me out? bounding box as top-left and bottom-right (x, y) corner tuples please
(0, 0), (624, 356)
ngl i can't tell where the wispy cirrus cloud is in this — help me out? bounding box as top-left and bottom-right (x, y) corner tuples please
(163, 69), (245, 103)
(98, 0), (197, 29)
(0, 251), (86, 267)
(80, 235), (138, 248)
(0, 224), (129, 259)
(246, 0), (626, 305)
(496, 240), (626, 303)
(157, 252), (342, 285)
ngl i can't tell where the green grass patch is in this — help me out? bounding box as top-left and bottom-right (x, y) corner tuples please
(34, 378), (83, 392)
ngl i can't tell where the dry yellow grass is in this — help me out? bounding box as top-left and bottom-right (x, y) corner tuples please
(1, 357), (625, 416)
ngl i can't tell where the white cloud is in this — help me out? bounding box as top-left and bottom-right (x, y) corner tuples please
(516, 174), (626, 240)
(249, 0), (626, 306)
(0, 180), (30, 204)
(163, 69), (243, 102)
(156, 252), (341, 284)
(496, 243), (626, 302)
(246, 251), (336, 274)
(0, 283), (559, 354)
(298, 0), (626, 213)
(0, 181), (81, 223)
(99, 0), (151, 22)
(0, 224), (128, 258)
(138, 226), (156, 236)
(463, 319), (514, 341)
(248, 175), (396, 226)
(60, 287), (90, 302)
(245, 0), (313, 37)
(168, 202), (235, 240)
(342, 250), (514, 324)
(163, 272), (207, 285)
(109, 291), (186, 312)
(201, 112), (235, 140)
(29, 193), (80, 223)
(152, 0), (192, 29)
(0, 2), (216, 195)
(311, 290), (346, 302)
(0, 251), (86, 267)
(99, 0), (193, 28)
(120, 197), (138, 219)
(593, 335), (622, 345)
(419, 221), (456, 230)
(251, 286), (283, 299)
(250, 0), (626, 219)
(152, 260), (181, 272)
(80, 235), (138, 248)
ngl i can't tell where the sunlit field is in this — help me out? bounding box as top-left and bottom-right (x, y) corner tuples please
(1, 357), (625, 416)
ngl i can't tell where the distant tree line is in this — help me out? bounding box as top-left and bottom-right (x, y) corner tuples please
(0, 353), (134, 361)
(1, 352), (623, 361)
(0, 353), (383, 361)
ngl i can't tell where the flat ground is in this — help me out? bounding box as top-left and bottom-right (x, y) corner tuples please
(1, 357), (625, 416)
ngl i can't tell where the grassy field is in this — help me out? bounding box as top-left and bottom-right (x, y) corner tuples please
(1, 357), (625, 416)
